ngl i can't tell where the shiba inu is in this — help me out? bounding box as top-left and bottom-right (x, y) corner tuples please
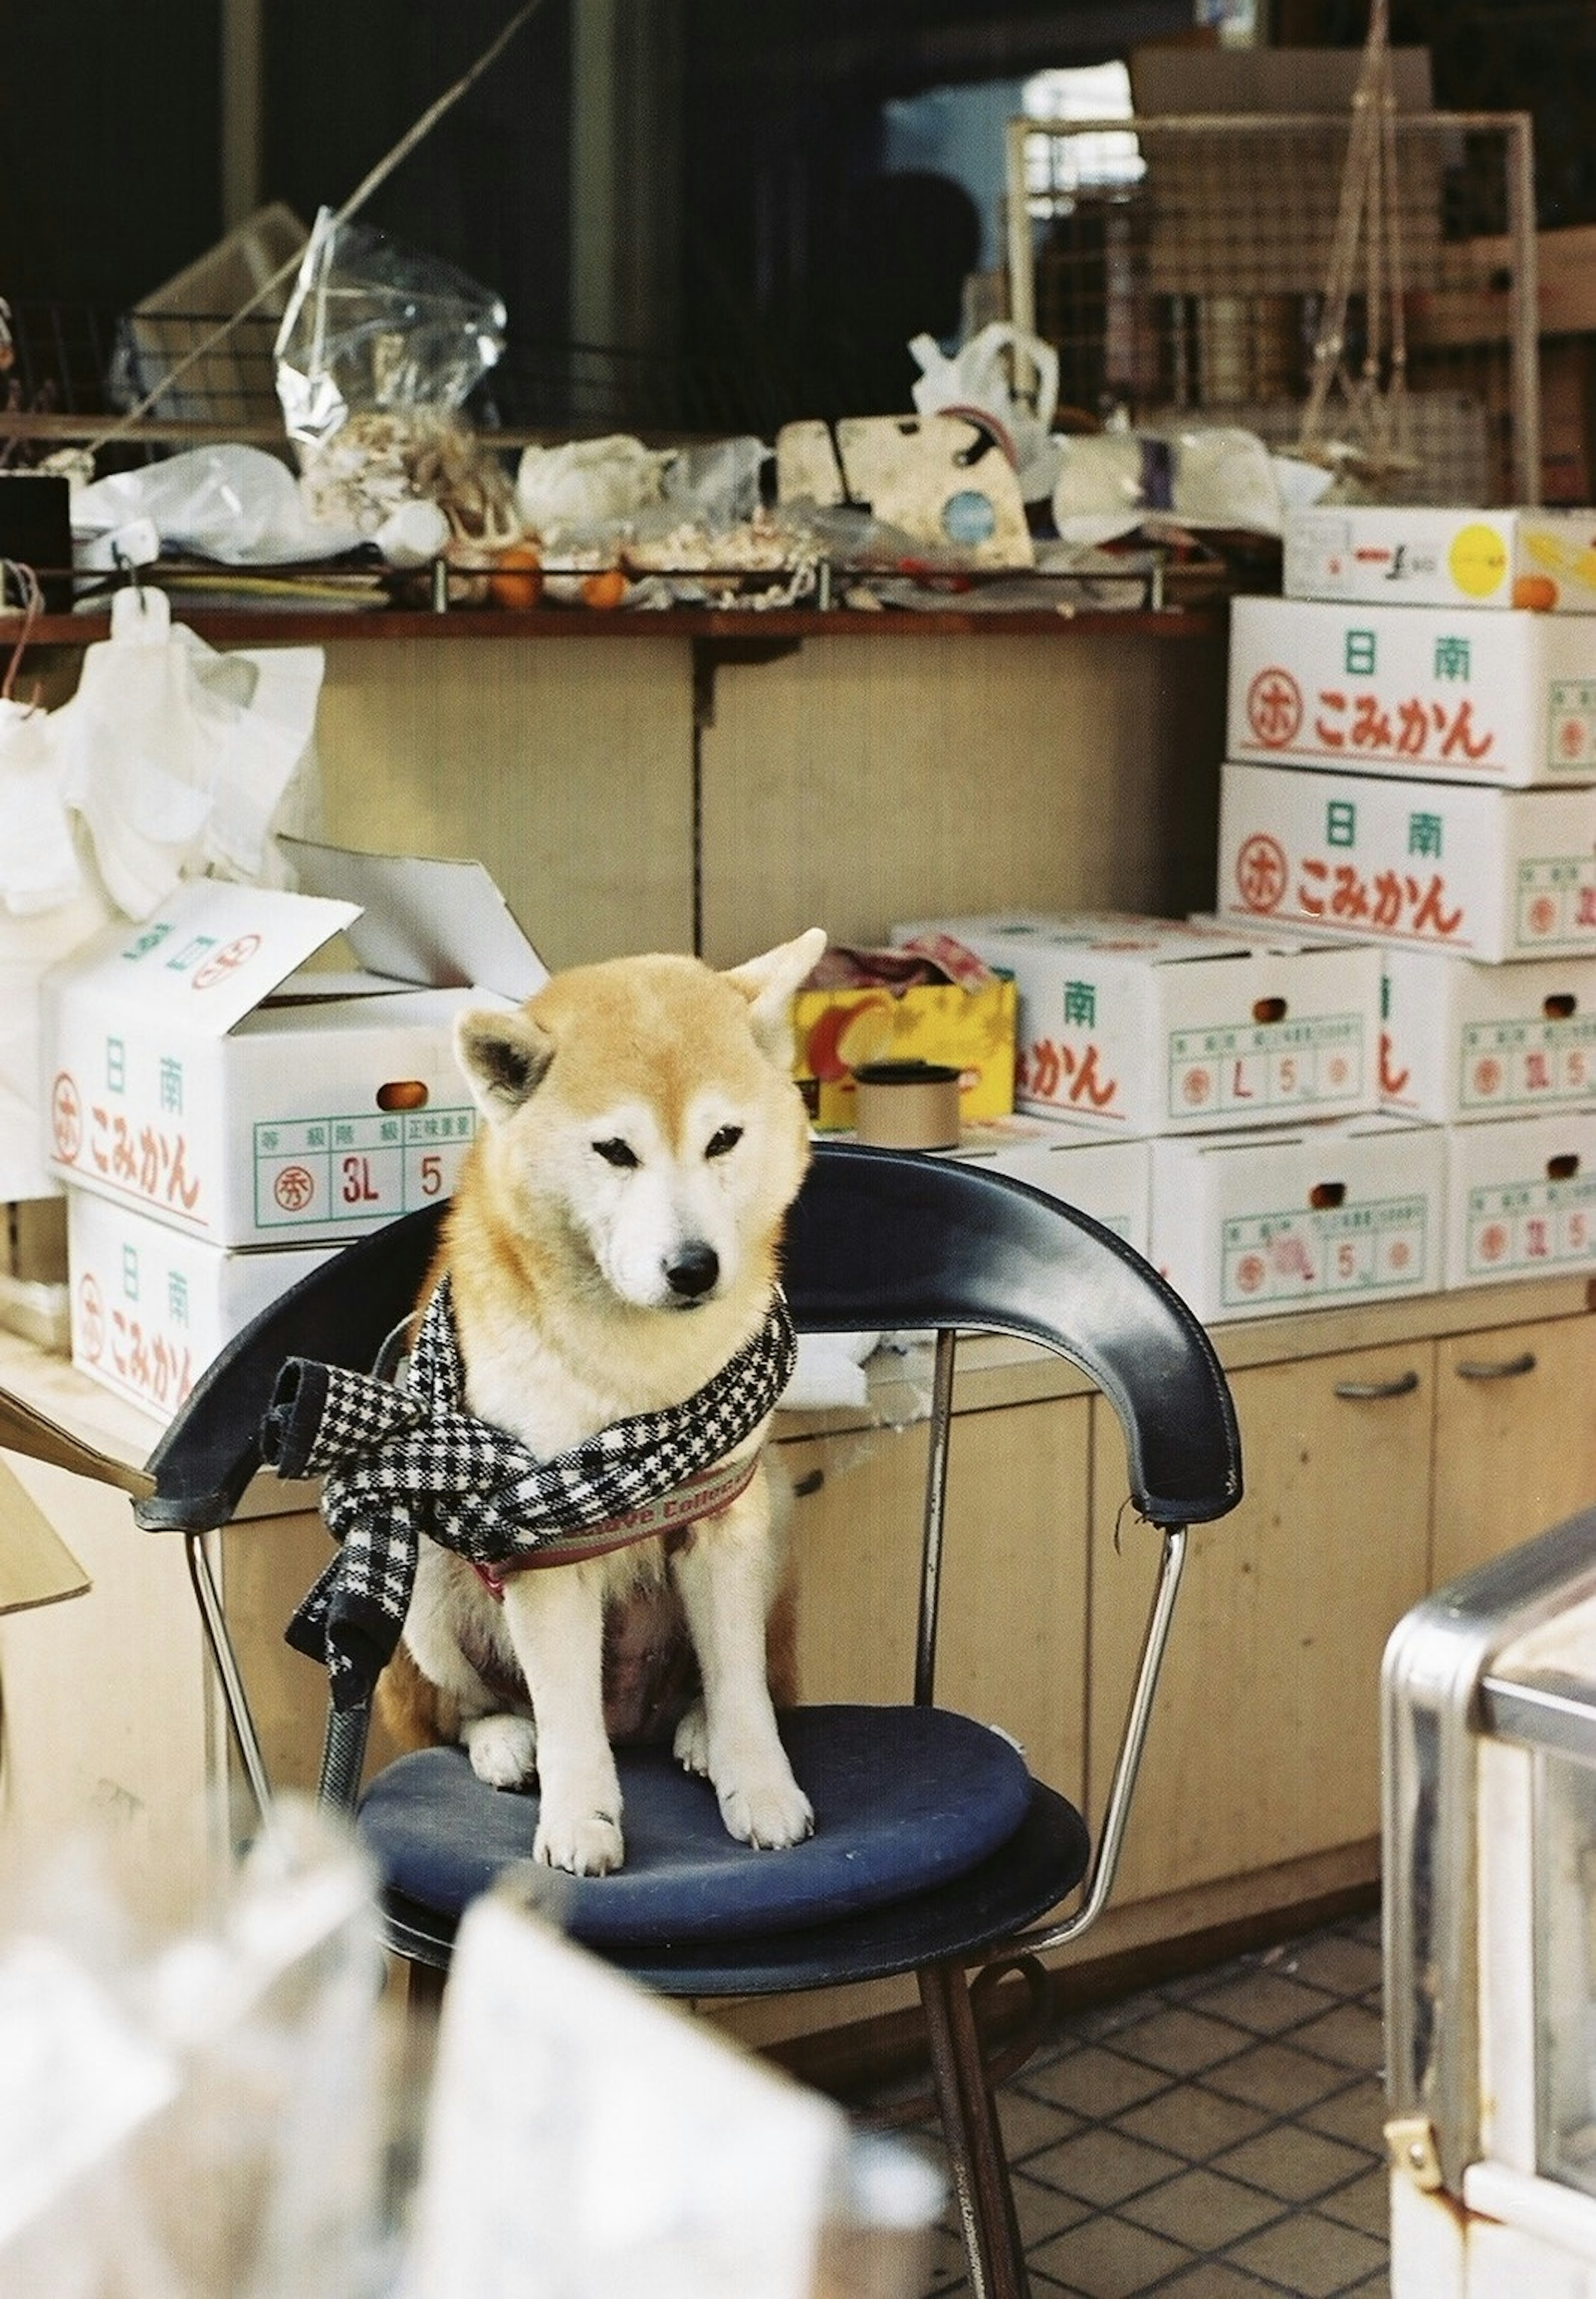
(377, 927), (826, 1877)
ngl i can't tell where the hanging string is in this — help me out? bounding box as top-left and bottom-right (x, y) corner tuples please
(0, 560), (44, 707)
(84, 0), (547, 457)
(1297, 0), (1414, 478)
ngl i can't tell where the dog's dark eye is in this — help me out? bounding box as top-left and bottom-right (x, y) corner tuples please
(593, 1137), (638, 1169)
(705, 1124), (743, 1159)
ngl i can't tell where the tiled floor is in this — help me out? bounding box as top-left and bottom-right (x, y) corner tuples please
(890, 1910), (1391, 2299)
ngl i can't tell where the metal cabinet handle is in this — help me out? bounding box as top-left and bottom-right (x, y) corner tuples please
(1333, 1370), (1421, 1401)
(1454, 1351), (1537, 1382)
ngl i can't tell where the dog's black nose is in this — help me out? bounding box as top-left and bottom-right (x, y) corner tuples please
(665, 1242), (720, 1300)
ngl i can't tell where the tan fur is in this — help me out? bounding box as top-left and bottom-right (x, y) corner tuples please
(384, 929), (825, 1876)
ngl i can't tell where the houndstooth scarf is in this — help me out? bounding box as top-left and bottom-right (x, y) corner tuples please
(265, 1276), (798, 1709)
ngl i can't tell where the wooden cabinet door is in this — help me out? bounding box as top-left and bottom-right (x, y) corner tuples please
(1088, 1341), (1434, 1903)
(780, 1394), (1092, 1806)
(1432, 1313), (1596, 1587)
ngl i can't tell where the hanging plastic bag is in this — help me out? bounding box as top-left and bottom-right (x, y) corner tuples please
(909, 322), (1062, 503)
(52, 586), (325, 919)
(0, 692), (111, 1200)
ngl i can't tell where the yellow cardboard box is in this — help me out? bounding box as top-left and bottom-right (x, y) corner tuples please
(792, 976), (1017, 1130)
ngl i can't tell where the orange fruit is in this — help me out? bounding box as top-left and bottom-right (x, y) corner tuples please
(489, 543), (544, 609)
(1512, 572), (1559, 612)
(581, 567), (627, 609)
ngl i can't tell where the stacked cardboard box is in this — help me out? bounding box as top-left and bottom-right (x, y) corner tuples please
(39, 843), (546, 1422)
(1214, 506), (1596, 1302)
(886, 911), (1438, 1322)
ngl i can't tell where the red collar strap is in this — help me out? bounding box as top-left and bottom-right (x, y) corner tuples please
(468, 1450), (761, 1599)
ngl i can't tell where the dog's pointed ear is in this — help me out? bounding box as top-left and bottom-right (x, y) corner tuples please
(454, 1004), (555, 1121)
(723, 927), (827, 1064)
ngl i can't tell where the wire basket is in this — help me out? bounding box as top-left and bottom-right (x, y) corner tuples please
(0, 301), (777, 464)
(1005, 110), (1541, 507)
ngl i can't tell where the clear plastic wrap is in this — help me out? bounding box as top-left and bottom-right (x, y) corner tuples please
(275, 209), (505, 451)
(0, 1804), (392, 2299)
(276, 209), (516, 544)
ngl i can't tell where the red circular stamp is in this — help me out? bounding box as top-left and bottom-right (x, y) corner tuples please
(192, 934), (262, 991)
(51, 1072), (82, 1164)
(273, 1164), (315, 1213)
(1234, 833), (1289, 916)
(1246, 666), (1303, 749)
(78, 1272), (104, 1361)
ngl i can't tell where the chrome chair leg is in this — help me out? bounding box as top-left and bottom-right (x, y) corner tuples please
(920, 1960), (1030, 2299)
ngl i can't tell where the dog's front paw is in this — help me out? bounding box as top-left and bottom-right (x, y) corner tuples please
(718, 1771), (815, 1851)
(672, 1698), (711, 1778)
(463, 1713), (538, 1790)
(534, 1802), (625, 1877)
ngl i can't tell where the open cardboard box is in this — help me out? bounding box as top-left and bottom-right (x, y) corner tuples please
(41, 840), (547, 1251)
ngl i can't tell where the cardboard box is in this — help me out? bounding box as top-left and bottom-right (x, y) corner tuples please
(0, 1459), (89, 1615)
(1285, 506), (1596, 614)
(42, 841), (546, 1247)
(889, 912), (1380, 1133)
(940, 1116), (1151, 1256)
(1150, 1114), (1446, 1325)
(1217, 762), (1596, 964)
(66, 1189), (339, 1422)
(1443, 1110), (1596, 1289)
(792, 973), (1016, 1131)
(1228, 595), (1596, 785)
(1380, 946), (1596, 1124)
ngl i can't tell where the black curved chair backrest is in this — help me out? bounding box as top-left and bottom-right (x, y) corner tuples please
(137, 1140), (1241, 1533)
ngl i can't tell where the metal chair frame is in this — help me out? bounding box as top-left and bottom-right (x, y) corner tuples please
(142, 1142), (1242, 2299)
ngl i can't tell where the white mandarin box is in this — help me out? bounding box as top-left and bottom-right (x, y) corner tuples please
(1443, 1109), (1596, 1289)
(1216, 762), (1596, 964)
(890, 912), (1380, 1134)
(42, 842), (546, 1249)
(940, 1116), (1151, 1256)
(66, 1187), (339, 1422)
(1284, 505), (1596, 614)
(1228, 594), (1596, 786)
(1148, 1114), (1446, 1324)
(1380, 944), (1596, 1123)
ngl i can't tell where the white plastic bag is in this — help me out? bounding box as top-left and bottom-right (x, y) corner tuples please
(0, 699), (110, 1200)
(52, 585), (325, 919)
(0, 1804), (391, 2299)
(910, 322), (1062, 503)
(71, 445), (363, 570)
(515, 434), (676, 538)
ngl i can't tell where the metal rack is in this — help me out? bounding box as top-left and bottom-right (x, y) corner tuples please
(1005, 110), (1541, 507)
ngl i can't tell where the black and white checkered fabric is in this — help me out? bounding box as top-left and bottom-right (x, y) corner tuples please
(266, 1277), (798, 1709)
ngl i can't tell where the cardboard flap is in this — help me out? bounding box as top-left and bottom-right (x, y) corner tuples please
(0, 1387), (156, 1501)
(0, 1459), (91, 1614)
(908, 913), (1255, 963)
(48, 880), (361, 1038)
(281, 839), (548, 1002)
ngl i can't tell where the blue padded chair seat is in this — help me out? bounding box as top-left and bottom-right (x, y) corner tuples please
(358, 1705), (1036, 1947)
